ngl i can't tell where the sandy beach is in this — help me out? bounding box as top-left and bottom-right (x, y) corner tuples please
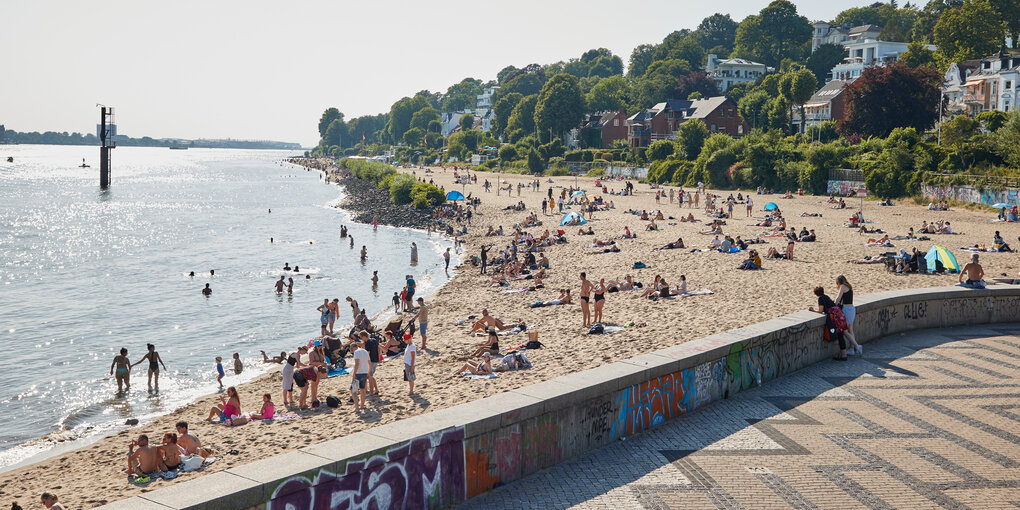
(2, 164), (1016, 508)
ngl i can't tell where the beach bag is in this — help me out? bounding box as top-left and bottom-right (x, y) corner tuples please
(525, 340), (543, 349)
(587, 323), (605, 335)
(829, 307), (848, 333)
(181, 454), (204, 472)
(293, 371), (307, 388)
(326, 396), (340, 408)
(632, 261), (646, 269)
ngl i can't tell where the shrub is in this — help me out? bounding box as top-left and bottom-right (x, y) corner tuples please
(410, 182), (446, 209)
(389, 174), (417, 204)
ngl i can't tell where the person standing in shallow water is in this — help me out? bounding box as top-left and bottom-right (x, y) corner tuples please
(410, 242), (418, 264)
(110, 347), (131, 392)
(132, 344), (166, 393)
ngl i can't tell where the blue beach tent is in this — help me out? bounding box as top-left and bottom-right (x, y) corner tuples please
(764, 202), (779, 211)
(446, 190), (465, 201)
(560, 211), (587, 225)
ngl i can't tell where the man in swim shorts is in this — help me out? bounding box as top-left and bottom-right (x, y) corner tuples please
(175, 421), (210, 458)
(411, 297), (429, 349)
(127, 434), (166, 476)
(110, 347), (131, 392)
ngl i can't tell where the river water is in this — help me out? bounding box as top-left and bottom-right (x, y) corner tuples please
(0, 145), (452, 469)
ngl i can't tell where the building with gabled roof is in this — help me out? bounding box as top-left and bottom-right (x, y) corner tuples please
(626, 96), (746, 147)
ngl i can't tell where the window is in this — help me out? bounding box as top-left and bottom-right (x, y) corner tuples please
(613, 119), (619, 126)
(738, 125), (744, 135)
(710, 124), (717, 132)
(1006, 81), (1013, 90)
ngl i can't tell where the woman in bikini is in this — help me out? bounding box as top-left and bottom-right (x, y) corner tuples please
(159, 432), (185, 470)
(593, 279), (607, 324)
(579, 272), (593, 327)
(132, 344), (166, 393)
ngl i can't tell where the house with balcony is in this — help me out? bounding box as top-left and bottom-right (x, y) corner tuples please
(958, 51), (1020, 116)
(577, 110), (629, 149)
(705, 55), (772, 92)
(828, 39), (935, 82)
(627, 96), (746, 147)
(791, 79), (853, 132)
(811, 21), (881, 51)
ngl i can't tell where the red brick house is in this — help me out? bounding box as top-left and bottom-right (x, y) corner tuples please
(579, 110), (629, 149)
(791, 79), (853, 132)
(626, 96), (747, 147)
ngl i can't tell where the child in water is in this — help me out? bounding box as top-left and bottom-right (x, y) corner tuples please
(215, 357), (225, 388)
(232, 353), (243, 375)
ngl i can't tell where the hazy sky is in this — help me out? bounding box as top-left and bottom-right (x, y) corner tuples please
(2, 0), (874, 146)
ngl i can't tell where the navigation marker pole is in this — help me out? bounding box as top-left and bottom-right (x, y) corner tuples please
(98, 105), (115, 189)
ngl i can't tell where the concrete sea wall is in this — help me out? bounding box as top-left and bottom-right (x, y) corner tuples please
(102, 285), (1020, 510)
(922, 183), (1019, 208)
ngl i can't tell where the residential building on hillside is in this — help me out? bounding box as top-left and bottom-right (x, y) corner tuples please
(811, 21), (881, 51)
(575, 110), (629, 149)
(472, 85), (499, 132)
(627, 96), (746, 147)
(958, 51), (1020, 115)
(440, 111), (471, 137)
(828, 39), (935, 81)
(790, 79), (854, 132)
(705, 55), (773, 92)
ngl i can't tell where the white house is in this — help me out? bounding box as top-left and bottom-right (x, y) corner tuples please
(811, 22), (881, 52)
(440, 110), (472, 137)
(705, 55), (772, 92)
(959, 51), (1020, 115)
(828, 39), (935, 81)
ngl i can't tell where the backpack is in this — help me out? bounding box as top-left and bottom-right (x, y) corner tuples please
(587, 323), (605, 335)
(525, 340), (543, 349)
(326, 396), (340, 408)
(829, 306), (848, 333)
(633, 261), (647, 269)
(293, 371), (307, 388)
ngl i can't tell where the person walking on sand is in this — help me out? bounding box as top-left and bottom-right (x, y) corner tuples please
(275, 275), (285, 293)
(410, 242), (418, 264)
(745, 195), (753, 217)
(132, 344), (166, 393)
(215, 356), (225, 388)
(110, 347), (131, 392)
(444, 248), (451, 271)
(480, 244), (490, 274)
(579, 272), (593, 327)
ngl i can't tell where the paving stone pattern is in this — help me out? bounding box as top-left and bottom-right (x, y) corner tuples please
(461, 325), (1020, 510)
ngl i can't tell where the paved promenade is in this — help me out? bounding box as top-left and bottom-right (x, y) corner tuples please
(462, 324), (1020, 510)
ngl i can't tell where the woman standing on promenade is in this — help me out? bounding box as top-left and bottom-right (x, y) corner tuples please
(835, 275), (861, 356)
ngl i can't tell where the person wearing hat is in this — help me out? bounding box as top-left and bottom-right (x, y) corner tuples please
(409, 297), (429, 350)
(308, 341), (326, 368)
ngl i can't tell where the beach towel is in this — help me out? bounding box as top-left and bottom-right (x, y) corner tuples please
(266, 413), (302, 422)
(461, 372), (498, 379)
(500, 287), (530, 294)
(327, 366), (350, 378)
(677, 289), (714, 297)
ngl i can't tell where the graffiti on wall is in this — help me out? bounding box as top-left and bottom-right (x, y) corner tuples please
(610, 366), (699, 440)
(464, 431), (520, 498)
(922, 184), (1019, 208)
(266, 427), (466, 510)
(827, 180), (865, 195)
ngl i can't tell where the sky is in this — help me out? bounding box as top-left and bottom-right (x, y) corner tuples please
(2, 0), (876, 147)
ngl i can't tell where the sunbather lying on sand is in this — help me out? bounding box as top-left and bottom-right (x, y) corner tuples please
(470, 309), (511, 333)
(456, 353), (493, 376)
(654, 237), (685, 250)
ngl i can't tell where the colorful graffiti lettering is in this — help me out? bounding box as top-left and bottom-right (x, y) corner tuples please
(464, 432), (521, 498)
(521, 414), (561, 474)
(827, 180), (865, 195)
(610, 366), (698, 439)
(267, 427), (466, 510)
(922, 184), (1019, 208)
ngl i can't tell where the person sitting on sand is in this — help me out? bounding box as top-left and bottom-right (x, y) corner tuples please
(538, 253), (550, 268)
(655, 210), (664, 221)
(708, 236), (722, 250)
(470, 309), (510, 333)
(261, 350), (288, 364)
(175, 421), (211, 458)
(207, 386), (242, 422)
(252, 393), (276, 420)
(622, 226), (636, 239)
(578, 226), (594, 235)
(994, 231), (1013, 252)
(766, 242), (794, 260)
(158, 432), (185, 470)
(739, 250), (762, 270)
(801, 229), (816, 242)
(958, 253), (986, 289)
(127, 434), (166, 476)
(472, 330), (501, 357)
(639, 275), (664, 298)
(645, 220), (658, 231)
(456, 352), (493, 376)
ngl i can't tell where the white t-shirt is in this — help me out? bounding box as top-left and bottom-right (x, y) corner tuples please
(353, 348), (370, 374)
(282, 363), (294, 389)
(746, 197), (752, 207)
(403, 343), (417, 366)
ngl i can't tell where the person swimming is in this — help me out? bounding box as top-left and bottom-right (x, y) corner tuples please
(283, 262), (291, 270)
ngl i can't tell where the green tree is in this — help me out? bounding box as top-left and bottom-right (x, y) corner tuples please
(427, 119), (442, 133)
(991, 110), (1020, 168)
(866, 144), (915, 198)
(675, 119), (710, 159)
(492, 92), (524, 138)
(446, 129), (480, 160)
(633, 59), (692, 108)
(693, 13), (738, 54)
(505, 95), (539, 142)
(459, 114), (475, 132)
(527, 148), (544, 174)
(738, 89), (771, 130)
(806, 43), (845, 85)
(839, 63), (941, 138)
(733, 0), (812, 68)
(497, 65), (520, 84)
(402, 127), (425, 148)
(318, 108), (342, 139)
(324, 117), (349, 148)
(654, 35), (706, 70)
(647, 140), (675, 161)
(425, 131), (444, 150)
(586, 75), (630, 112)
(628, 44), (657, 78)
(900, 41), (938, 68)
(989, 0), (1020, 48)
(494, 70), (545, 103)
(387, 95), (431, 143)
(441, 78), (483, 112)
(941, 114), (980, 147)
(534, 74), (585, 142)
(410, 107), (440, 131)
(780, 68), (818, 133)
(498, 145), (518, 163)
(673, 72), (719, 101)
(934, 0), (1003, 63)
(977, 110), (1008, 131)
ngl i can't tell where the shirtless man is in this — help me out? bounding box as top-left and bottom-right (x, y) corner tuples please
(110, 347), (131, 392)
(959, 253), (986, 288)
(470, 309), (509, 333)
(274, 276), (286, 293)
(132, 344), (166, 393)
(410, 297), (429, 349)
(580, 272), (594, 327)
(175, 421), (210, 458)
(127, 434), (166, 476)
